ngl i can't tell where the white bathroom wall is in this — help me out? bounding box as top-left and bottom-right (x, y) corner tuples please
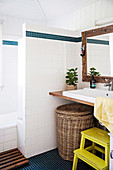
(49, 0), (113, 31)
(17, 36), (26, 156)
(0, 14), (48, 116)
(18, 24), (78, 157)
(0, 24), (3, 89)
(0, 15), (47, 38)
(0, 44), (18, 114)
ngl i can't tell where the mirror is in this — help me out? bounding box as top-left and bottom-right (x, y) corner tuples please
(82, 25), (113, 83)
(87, 33), (113, 76)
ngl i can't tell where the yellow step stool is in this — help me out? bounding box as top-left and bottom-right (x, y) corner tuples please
(72, 127), (110, 170)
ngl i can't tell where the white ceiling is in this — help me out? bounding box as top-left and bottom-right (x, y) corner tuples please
(0, 0), (94, 22)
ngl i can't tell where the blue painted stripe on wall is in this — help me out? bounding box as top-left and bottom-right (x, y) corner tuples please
(2, 33), (108, 46)
(26, 31), (109, 45)
(2, 40), (18, 46)
(87, 39), (109, 45)
(1, 38), (109, 46)
(26, 31), (79, 42)
(76, 37), (82, 42)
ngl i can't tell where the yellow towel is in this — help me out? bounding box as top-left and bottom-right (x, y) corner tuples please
(94, 96), (113, 134)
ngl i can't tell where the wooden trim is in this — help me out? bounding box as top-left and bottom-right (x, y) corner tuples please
(82, 24), (113, 83)
(49, 91), (94, 106)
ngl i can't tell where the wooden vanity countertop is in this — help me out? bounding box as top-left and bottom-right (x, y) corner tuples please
(49, 91), (94, 106)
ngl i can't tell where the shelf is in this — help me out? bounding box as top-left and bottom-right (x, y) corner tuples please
(49, 91), (94, 106)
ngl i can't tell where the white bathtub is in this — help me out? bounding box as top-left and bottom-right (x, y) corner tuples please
(0, 112), (17, 128)
(0, 112), (17, 153)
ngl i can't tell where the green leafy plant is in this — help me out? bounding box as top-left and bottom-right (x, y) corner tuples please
(66, 68), (78, 86)
(88, 67), (100, 76)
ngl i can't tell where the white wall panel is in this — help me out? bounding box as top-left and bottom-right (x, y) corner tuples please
(75, 10), (81, 31)
(85, 4), (91, 29)
(90, 2), (95, 28)
(101, 0), (108, 19)
(95, 0), (102, 21)
(80, 6), (86, 30)
(49, 0), (113, 31)
(108, 0), (113, 17)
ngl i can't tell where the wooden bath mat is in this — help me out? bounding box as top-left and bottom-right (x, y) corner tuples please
(0, 148), (29, 170)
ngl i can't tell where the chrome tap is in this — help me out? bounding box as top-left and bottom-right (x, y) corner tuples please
(104, 79), (113, 91)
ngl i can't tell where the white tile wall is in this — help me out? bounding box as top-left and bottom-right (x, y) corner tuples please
(18, 24), (76, 158)
(25, 37), (72, 157)
(0, 126), (17, 153)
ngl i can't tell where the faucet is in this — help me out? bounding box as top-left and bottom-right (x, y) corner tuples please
(104, 79), (113, 91)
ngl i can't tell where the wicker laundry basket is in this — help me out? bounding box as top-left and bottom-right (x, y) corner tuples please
(56, 103), (94, 161)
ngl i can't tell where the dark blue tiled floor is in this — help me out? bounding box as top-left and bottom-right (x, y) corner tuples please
(16, 149), (94, 170)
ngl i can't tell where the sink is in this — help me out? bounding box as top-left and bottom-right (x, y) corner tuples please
(62, 88), (113, 103)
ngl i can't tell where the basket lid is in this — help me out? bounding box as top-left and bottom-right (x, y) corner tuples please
(56, 103), (93, 116)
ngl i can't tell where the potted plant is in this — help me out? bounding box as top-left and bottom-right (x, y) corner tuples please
(65, 68), (78, 90)
(88, 67), (100, 76)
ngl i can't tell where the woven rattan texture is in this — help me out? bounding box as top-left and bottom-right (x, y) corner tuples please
(56, 103), (94, 161)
